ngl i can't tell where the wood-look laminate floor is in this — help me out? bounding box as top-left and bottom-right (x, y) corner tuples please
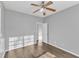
(4, 43), (78, 58)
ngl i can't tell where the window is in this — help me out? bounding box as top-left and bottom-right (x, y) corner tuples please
(9, 35), (34, 50)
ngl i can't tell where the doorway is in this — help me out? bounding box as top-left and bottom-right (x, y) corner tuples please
(35, 23), (48, 45)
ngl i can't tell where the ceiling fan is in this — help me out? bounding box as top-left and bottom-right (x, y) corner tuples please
(31, 1), (56, 16)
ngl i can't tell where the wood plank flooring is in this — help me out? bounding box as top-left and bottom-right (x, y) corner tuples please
(4, 43), (78, 58)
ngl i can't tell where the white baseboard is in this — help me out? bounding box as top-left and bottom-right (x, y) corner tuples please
(0, 51), (5, 58)
(47, 43), (79, 57)
(2, 51), (5, 58)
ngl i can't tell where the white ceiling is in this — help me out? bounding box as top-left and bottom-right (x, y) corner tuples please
(2, 1), (79, 17)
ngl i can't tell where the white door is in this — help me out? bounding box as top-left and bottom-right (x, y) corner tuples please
(37, 23), (43, 44)
(35, 23), (48, 44)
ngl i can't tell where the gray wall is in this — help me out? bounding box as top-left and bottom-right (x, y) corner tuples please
(4, 9), (43, 50)
(44, 4), (79, 55)
(0, 2), (5, 57)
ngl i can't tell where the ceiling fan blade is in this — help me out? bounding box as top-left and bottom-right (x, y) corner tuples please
(31, 3), (40, 7)
(45, 1), (53, 6)
(46, 7), (56, 12)
(33, 9), (40, 13)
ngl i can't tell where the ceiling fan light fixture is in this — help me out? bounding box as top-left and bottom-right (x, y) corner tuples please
(40, 8), (44, 12)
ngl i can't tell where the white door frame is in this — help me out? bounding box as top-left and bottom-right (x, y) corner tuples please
(34, 22), (48, 44)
